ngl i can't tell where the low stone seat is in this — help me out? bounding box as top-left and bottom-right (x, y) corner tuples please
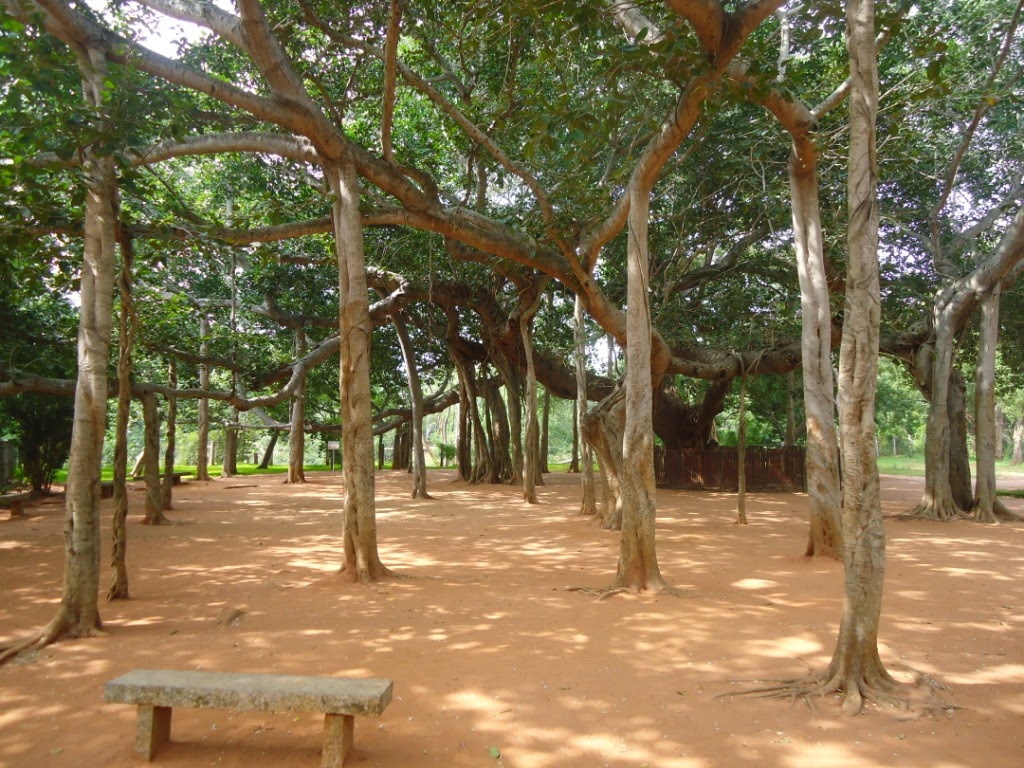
(104, 669), (393, 767)
(0, 491), (32, 518)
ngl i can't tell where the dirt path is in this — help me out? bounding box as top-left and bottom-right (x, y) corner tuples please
(1, 471), (1022, 768)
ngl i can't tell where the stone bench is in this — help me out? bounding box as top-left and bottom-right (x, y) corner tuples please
(0, 491), (32, 518)
(104, 669), (393, 767)
(132, 472), (191, 485)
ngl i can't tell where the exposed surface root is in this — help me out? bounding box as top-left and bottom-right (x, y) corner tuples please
(898, 499), (969, 522)
(719, 667), (951, 717)
(567, 583), (681, 600)
(972, 499), (1024, 523)
(0, 622), (106, 667)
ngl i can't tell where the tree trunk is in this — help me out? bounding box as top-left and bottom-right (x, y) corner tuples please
(789, 141), (842, 559)
(288, 329), (307, 484)
(582, 390), (624, 529)
(520, 290), (545, 503)
(540, 386), (551, 475)
(195, 314), (211, 481)
(785, 370), (797, 447)
(575, 295), (597, 515)
(736, 374), (748, 525)
(569, 403), (581, 473)
(161, 360), (177, 511)
(394, 314), (431, 499)
(973, 286), (1015, 521)
(824, 1), (896, 713)
(328, 157), (390, 582)
(612, 183), (669, 592)
(947, 369), (974, 511)
(995, 405), (1006, 463)
(108, 231), (134, 602)
(6, 49), (118, 657)
(141, 392), (168, 525)
(494, 354), (524, 486)
(1013, 419), (1024, 464)
(259, 430), (279, 469)
(222, 421), (239, 477)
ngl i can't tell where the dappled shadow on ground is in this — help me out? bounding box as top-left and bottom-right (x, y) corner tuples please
(1, 470), (1022, 767)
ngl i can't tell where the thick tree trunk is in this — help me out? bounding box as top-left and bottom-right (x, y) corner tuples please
(288, 329), (307, 484)
(195, 315), (211, 481)
(328, 157), (390, 582)
(909, 330), (970, 520)
(947, 369), (974, 510)
(141, 392), (168, 525)
(790, 145), (842, 559)
(394, 315), (431, 499)
(108, 233), (134, 602)
(973, 287), (1017, 521)
(824, 1), (896, 713)
(575, 295), (597, 515)
(161, 360), (177, 511)
(494, 354), (524, 486)
(569, 404), (581, 473)
(612, 183), (669, 592)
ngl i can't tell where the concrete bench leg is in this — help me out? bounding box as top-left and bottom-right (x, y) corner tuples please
(321, 713), (354, 768)
(136, 704), (172, 760)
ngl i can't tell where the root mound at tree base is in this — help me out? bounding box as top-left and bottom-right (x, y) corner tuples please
(898, 499), (969, 522)
(719, 667), (952, 717)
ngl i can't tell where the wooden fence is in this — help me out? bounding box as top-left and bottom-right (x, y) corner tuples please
(654, 446), (806, 492)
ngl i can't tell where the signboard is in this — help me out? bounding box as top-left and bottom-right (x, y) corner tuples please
(327, 441), (340, 450)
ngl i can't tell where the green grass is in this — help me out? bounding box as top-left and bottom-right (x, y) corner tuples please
(875, 455), (927, 476)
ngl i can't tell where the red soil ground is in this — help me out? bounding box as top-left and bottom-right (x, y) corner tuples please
(2, 469), (1023, 768)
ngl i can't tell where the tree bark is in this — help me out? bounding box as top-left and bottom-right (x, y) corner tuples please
(195, 314), (211, 481)
(259, 429), (279, 469)
(2, 48), (118, 660)
(736, 373), (748, 525)
(108, 230), (134, 601)
(785, 370), (797, 447)
(824, 0), (896, 713)
(575, 295), (597, 515)
(973, 286), (1016, 521)
(141, 392), (168, 525)
(540, 386), (551, 475)
(288, 328), (307, 483)
(1013, 419), (1024, 464)
(520, 287), (546, 503)
(222, 421), (239, 477)
(161, 360), (177, 511)
(612, 183), (669, 592)
(582, 390), (624, 529)
(789, 145), (842, 559)
(328, 156), (391, 582)
(393, 314), (431, 498)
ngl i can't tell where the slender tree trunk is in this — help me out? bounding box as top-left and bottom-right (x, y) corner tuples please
(823, 1), (896, 713)
(2, 49), (118, 660)
(1013, 419), (1024, 464)
(785, 370), (797, 447)
(108, 231), (134, 601)
(484, 382), (513, 483)
(520, 290), (545, 503)
(161, 360), (177, 511)
(612, 183), (668, 592)
(259, 430), (279, 469)
(328, 156), (390, 582)
(575, 295), (597, 515)
(995, 405), (1006, 462)
(540, 387), (551, 475)
(394, 314), (431, 499)
(736, 374), (748, 525)
(222, 421), (239, 477)
(583, 391), (623, 529)
(973, 286), (1016, 521)
(196, 314), (211, 481)
(288, 329), (307, 484)
(790, 146), (842, 559)
(141, 392), (168, 525)
(494, 355), (524, 486)
(569, 403), (581, 473)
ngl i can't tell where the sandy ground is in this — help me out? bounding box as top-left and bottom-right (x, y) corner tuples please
(2, 469), (1023, 768)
